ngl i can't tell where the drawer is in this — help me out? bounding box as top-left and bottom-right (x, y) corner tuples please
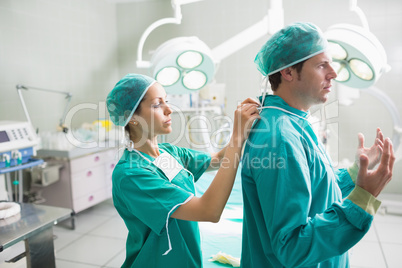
(105, 161), (117, 177)
(105, 149), (119, 162)
(71, 166), (106, 199)
(73, 188), (109, 213)
(70, 150), (110, 174)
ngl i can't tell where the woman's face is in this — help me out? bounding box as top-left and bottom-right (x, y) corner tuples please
(133, 83), (172, 138)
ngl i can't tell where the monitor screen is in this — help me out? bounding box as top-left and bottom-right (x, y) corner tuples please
(0, 131), (10, 143)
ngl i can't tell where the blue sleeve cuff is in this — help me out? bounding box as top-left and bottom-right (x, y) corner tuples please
(337, 198), (374, 231)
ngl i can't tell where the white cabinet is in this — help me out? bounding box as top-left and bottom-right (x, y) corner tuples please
(33, 148), (117, 216)
(69, 149), (116, 212)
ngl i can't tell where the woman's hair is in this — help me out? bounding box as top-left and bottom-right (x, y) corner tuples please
(124, 95), (146, 133)
(268, 60), (306, 91)
(124, 123), (130, 133)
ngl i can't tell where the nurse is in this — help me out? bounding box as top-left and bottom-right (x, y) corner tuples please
(241, 22), (395, 267)
(106, 73), (260, 268)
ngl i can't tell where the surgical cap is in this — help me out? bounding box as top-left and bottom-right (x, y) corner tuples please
(106, 73), (156, 126)
(255, 22), (328, 76)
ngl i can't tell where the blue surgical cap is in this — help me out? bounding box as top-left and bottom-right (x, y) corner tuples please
(255, 22), (328, 76)
(106, 73), (156, 126)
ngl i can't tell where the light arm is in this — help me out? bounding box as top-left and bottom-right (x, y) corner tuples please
(16, 84), (72, 132)
(211, 0), (283, 63)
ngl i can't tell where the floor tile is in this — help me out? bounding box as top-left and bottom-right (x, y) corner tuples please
(56, 259), (100, 268)
(102, 249), (126, 268)
(53, 225), (82, 251)
(88, 216), (128, 239)
(0, 259), (26, 268)
(374, 221), (402, 244)
(56, 235), (125, 266)
(381, 243), (402, 268)
(0, 242), (25, 263)
(360, 224), (378, 243)
(349, 241), (386, 268)
(70, 211), (112, 234)
(83, 199), (118, 217)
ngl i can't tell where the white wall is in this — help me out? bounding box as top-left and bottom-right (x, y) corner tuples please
(0, 0), (120, 132)
(115, 0), (402, 193)
(0, 0), (400, 193)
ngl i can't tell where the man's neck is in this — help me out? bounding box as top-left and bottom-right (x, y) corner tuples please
(273, 89), (310, 112)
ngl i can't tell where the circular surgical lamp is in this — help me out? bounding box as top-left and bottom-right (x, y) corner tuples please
(325, 24), (390, 88)
(151, 36), (216, 94)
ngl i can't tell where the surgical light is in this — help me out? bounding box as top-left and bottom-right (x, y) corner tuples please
(331, 61), (350, 82)
(177, 51), (203, 69)
(328, 42), (348, 60)
(349, 59), (373, 81)
(136, 0), (283, 95)
(150, 36), (216, 94)
(156, 67), (181, 86)
(325, 23), (390, 88)
(182, 70), (207, 90)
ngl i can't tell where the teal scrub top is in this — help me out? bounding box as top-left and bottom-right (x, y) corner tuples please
(241, 95), (373, 268)
(112, 143), (211, 268)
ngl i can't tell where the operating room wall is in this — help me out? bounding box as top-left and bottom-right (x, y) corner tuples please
(0, 0), (120, 133)
(115, 0), (268, 136)
(116, 0), (402, 194)
(115, 0), (270, 150)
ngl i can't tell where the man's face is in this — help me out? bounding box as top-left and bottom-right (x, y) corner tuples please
(293, 51), (337, 109)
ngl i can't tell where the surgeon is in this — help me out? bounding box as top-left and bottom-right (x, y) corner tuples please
(106, 73), (260, 268)
(241, 22), (395, 267)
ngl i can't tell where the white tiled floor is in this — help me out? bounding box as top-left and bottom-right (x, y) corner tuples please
(1, 199), (402, 267)
(349, 211), (402, 268)
(53, 199), (127, 268)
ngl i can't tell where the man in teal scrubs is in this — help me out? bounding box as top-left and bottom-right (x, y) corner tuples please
(241, 22), (395, 267)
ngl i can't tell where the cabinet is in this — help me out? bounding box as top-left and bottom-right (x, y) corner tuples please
(32, 148), (117, 217)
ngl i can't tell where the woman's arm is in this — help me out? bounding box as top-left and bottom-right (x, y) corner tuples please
(172, 98), (260, 222)
(207, 147), (227, 171)
(207, 99), (260, 172)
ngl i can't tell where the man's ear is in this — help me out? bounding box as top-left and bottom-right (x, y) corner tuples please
(279, 67), (294, 82)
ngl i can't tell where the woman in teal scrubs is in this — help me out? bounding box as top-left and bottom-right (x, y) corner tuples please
(106, 73), (260, 268)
